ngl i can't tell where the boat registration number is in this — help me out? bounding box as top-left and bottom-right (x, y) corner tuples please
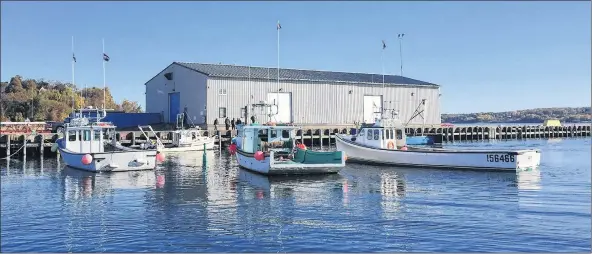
(486, 154), (515, 163)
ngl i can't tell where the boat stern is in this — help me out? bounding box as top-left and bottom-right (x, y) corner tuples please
(515, 149), (542, 170)
(269, 149), (345, 175)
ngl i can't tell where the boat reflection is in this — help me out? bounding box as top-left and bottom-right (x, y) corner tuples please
(237, 169), (344, 202)
(61, 166), (161, 200)
(516, 169), (541, 190)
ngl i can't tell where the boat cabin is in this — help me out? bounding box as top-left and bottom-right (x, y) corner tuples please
(352, 118), (407, 150)
(240, 125), (297, 154)
(63, 118), (115, 153)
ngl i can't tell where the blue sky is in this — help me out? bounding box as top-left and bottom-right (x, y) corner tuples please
(1, 1), (590, 114)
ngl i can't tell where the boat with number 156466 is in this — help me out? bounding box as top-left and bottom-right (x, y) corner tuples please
(335, 109), (541, 172)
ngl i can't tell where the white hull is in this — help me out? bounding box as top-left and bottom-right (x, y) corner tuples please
(58, 145), (158, 172)
(235, 150), (344, 175)
(335, 134), (541, 171)
(158, 140), (216, 153)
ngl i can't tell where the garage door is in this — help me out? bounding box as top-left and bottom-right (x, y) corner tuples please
(363, 95), (382, 123)
(267, 92), (292, 123)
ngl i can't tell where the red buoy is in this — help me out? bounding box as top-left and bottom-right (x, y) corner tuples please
(228, 144), (237, 155)
(156, 152), (165, 162)
(81, 154), (93, 165)
(254, 151), (265, 161)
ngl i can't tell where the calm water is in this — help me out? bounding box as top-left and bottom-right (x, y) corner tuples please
(1, 138), (590, 252)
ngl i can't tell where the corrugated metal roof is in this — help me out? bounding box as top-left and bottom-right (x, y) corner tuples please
(174, 62), (438, 87)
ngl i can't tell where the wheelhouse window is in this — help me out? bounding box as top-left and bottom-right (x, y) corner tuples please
(68, 131), (77, 141)
(83, 130), (91, 141)
(396, 129), (403, 140)
(381, 129), (385, 140)
(219, 107), (227, 118)
(93, 130), (101, 140)
(367, 129), (372, 140)
(282, 130), (291, 139)
(373, 129), (379, 140)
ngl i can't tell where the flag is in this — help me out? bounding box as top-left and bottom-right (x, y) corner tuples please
(382, 40), (386, 49)
(103, 53), (110, 62)
(277, 21), (281, 30)
(72, 53), (76, 62)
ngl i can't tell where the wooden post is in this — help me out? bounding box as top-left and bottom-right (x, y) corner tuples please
(320, 130), (323, 151)
(22, 135), (26, 158)
(6, 137), (10, 158)
(38, 134), (44, 157)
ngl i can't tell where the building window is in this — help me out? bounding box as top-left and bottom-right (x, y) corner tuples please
(219, 107), (227, 118)
(219, 88), (227, 95)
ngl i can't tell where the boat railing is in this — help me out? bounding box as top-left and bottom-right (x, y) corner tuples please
(138, 125), (164, 148)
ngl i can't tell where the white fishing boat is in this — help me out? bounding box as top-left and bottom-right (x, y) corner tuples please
(335, 108), (541, 171)
(54, 109), (165, 172)
(231, 102), (346, 176)
(137, 113), (215, 152)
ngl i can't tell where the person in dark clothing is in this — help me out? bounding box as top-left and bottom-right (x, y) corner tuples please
(231, 118), (236, 130)
(251, 115), (256, 124)
(225, 117), (230, 131)
(213, 118), (218, 131)
(236, 118), (242, 125)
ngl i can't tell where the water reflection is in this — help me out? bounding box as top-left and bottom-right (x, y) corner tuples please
(517, 169), (542, 190)
(62, 167), (159, 200)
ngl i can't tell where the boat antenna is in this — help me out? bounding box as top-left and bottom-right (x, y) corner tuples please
(71, 36), (76, 114)
(102, 38), (108, 117)
(381, 39), (386, 119)
(275, 20), (281, 123)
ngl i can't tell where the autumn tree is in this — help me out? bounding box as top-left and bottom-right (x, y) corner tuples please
(1, 75), (143, 122)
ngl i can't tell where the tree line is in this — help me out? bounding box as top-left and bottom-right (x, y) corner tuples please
(0, 75), (143, 122)
(442, 107), (591, 123)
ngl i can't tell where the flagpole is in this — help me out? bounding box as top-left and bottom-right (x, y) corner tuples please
(102, 38), (106, 110)
(398, 33), (404, 76)
(276, 20), (281, 123)
(71, 36), (76, 112)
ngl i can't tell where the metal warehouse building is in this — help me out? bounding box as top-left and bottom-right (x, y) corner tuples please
(144, 62), (441, 126)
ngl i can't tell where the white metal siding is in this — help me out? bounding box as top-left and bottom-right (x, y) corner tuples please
(144, 64), (208, 124)
(205, 77), (441, 125)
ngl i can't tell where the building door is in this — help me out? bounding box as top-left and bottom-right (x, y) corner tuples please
(267, 92), (292, 123)
(363, 95), (382, 123)
(168, 92), (180, 123)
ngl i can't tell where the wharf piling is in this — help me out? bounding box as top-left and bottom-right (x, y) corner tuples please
(0, 124), (590, 159)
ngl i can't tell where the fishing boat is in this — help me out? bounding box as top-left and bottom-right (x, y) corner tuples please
(54, 108), (165, 172)
(335, 108), (541, 171)
(137, 113), (215, 152)
(230, 101), (346, 176)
